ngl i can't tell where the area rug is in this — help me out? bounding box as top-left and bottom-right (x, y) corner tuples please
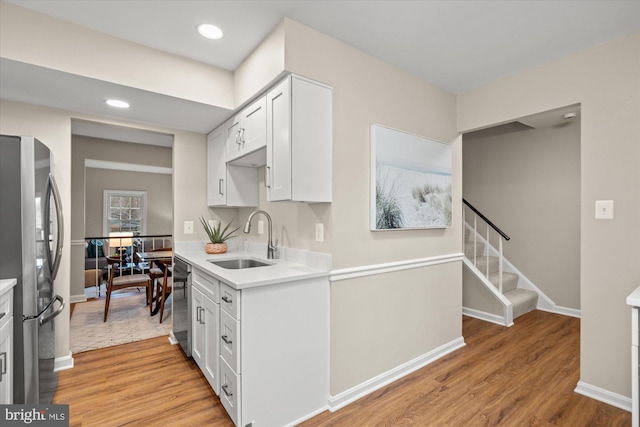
(70, 291), (172, 353)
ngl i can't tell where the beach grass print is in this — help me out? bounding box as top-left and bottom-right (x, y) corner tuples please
(371, 125), (452, 230)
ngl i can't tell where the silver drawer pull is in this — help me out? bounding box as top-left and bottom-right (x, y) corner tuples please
(221, 335), (233, 345)
(221, 296), (232, 304)
(222, 384), (233, 397)
(196, 306), (201, 323)
(0, 351), (6, 383)
(199, 307), (205, 325)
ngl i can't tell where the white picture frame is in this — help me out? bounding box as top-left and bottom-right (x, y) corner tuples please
(370, 124), (452, 230)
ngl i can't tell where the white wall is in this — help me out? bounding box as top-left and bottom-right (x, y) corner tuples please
(458, 31), (640, 398)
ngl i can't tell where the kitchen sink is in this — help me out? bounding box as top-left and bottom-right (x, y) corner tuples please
(208, 258), (273, 269)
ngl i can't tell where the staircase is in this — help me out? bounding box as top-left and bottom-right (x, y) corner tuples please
(463, 228), (538, 319)
(463, 199), (539, 323)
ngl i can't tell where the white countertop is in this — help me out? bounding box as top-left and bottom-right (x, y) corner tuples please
(0, 278), (17, 297)
(174, 241), (330, 290)
(627, 285), (640, 306)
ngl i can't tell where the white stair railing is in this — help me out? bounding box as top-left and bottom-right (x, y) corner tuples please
(463, 198), (510, 295)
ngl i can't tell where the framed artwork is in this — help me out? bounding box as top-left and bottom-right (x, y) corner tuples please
(371, 124), (452, 230)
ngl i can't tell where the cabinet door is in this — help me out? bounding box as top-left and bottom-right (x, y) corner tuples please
(266, 77), (292, 201)
(207, 125), (227, 206)
(203, 295), (220, 395)
(191, 287), (204, 367)
(226, 113), (243, 159)
(0, 317), (13, 404)
(241, 96), (266, 154)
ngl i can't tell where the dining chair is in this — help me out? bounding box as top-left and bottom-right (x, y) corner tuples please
(140, 247), (172, 294)
(104, 256), (152, 322)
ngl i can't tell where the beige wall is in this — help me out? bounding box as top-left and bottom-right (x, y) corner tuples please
(233, 20), (286, 108)
(85, 169), (172, 236)
(281, 19), (462, 395)
(458, 31), (640, 397)
(72, 135), (172, 237)
(463, 120), (581, 309)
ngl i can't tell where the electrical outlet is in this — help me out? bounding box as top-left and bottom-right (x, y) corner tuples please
(184, 221), (194, 234)
(315, 223), (324, 242)
(258, 220), (264, 235)
(595, 200), (614, 219)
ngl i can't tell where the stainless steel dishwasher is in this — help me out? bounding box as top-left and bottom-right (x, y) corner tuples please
(172, 255), (192, 357)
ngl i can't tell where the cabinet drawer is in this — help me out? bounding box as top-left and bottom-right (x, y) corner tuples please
(220, 282), (240, 319)
(220, 309), (240, 374)
(192, 269), (219, 303)
(219, 357), (241, 426)
(0, 288), (13, 330)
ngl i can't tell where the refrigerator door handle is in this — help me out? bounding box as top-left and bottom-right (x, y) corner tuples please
(38, 294), (65, 326)
(45, 173), (64, 281)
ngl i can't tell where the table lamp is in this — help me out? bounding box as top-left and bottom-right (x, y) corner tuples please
(109, 231), (133, 262)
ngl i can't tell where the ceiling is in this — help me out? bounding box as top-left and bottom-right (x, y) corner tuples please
(2, 0), (639, 140)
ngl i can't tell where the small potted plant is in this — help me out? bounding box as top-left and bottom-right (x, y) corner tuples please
(200, 216), (240, 254)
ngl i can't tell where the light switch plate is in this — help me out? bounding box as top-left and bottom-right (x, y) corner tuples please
(258, 220), (264, 235)
(184, 220), (194, 234)
(595, 200), (614, 219)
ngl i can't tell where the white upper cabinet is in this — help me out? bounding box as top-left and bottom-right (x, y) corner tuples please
(207, 125), (227, 206)
(226, 96), (267, 164)
(266, 75), (332, 202)
(207, 122), (259, 208)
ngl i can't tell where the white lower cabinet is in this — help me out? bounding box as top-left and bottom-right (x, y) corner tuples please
(191, 270), (329, 427)
(0, 317), (13, 404)
(191, 268), (220, 395)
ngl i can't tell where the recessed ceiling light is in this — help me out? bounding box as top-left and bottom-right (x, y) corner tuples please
(106, 99), (130, 109)
(197, 23), (223, 40)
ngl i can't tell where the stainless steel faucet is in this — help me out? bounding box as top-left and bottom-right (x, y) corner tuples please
(243, 210), (278, 259)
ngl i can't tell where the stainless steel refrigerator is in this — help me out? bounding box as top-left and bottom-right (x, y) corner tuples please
(0, 135), (65, 404)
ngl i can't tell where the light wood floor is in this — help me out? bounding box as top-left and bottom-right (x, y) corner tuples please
(54, 310), (631, 426)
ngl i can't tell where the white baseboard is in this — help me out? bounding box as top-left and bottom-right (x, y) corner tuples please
(539, 305), (581, 318)
(54, 351), (74, 372)
(574, 380), (631, 412)
(284, 405), (330, 427)
(168, 331), (178, 345)
(328, 337), (465, 412)
(70, 294), (87, 303)
(463, 306), (512, 327)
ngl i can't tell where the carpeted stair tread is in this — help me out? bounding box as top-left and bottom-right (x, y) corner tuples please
(473, 256), (500, 275)
(464, 241), (486, 259)
(488, 271), (519, 293)
(505, 289), (538, 319)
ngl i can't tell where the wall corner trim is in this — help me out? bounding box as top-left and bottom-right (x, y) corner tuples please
(574, 380), (631, 412)
(327, 336), (465, 412)
(54, 351), (74, 372)
(330, 253), (463, 282)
